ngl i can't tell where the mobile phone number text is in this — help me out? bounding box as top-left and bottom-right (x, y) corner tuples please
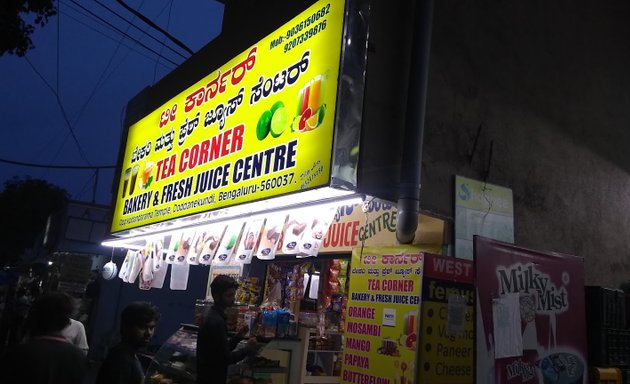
(284, 20), (327, 53)
(283, 4), (330, 53)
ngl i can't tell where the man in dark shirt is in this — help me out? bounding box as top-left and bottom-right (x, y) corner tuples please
(4, 291), (87, 384)
(197, 275), (257, 384)
(96, 301), (160, 384)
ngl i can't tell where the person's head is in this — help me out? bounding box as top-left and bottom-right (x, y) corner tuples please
(28, 291), (74, 336)
(120, 302), (160, 348)
(210, 275), (239, 308)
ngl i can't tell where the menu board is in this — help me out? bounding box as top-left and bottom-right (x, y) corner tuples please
(418, 253), (474, 384)
(341, 246), (424, 384)
(475, 236), (587, 384)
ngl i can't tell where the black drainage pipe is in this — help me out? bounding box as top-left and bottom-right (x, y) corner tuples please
(396, 0), (434, 244)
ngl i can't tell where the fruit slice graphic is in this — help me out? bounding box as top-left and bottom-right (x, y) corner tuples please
(298, 107), (313, 131)
(306, 113), (319, 130)
(270, 106), (289, 138)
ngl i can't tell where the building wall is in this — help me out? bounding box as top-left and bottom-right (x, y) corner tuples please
(420, 0), (630, 286)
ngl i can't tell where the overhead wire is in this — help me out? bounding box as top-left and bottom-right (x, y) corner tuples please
(63, 0), (182, 67)
(76, 169), (100, 202)
(153, 0), (175, 83)
(56, 1), (61, 94)
(39, 0), (148, 201)
(47, 0), (175, 201)
(60, 0), (177, 131)
(49, 0), (176, 171)
(115, 0), (194, 55)
(58, 7), (175, 70)
(92, 0), (188, 61)
(23, 56), (92, 166)
(0, 157), (115, 169)
(8, 1), (204, 199)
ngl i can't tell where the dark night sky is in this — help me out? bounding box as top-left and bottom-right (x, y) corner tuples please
(0, 0), (224, 206)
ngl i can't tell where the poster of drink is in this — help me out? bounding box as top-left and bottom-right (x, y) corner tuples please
(418, 253), (474, 384)
(341, 246), (424, 384)
(474, 236), (587, 384)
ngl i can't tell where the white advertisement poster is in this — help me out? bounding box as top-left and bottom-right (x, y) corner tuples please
(454, 175), (514, 259)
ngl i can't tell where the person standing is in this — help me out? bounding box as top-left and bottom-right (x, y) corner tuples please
(61, 317), (89, 355)
(96, 301), (160, 384)
(3, 291), (87, 384)
(197, 275), (258, 384)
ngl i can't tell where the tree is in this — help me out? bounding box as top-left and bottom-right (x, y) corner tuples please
(1, 0), (57, 57)
(0, 177), (68, 265)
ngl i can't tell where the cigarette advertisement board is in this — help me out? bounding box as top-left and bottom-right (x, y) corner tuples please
(341, 246), (424, 384)
(418, 253), (474, 384)
(111, 0), (346, 233)
(474, 236), (587, 384)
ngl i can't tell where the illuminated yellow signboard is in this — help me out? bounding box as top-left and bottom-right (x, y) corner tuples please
(111, 1), (346, 233)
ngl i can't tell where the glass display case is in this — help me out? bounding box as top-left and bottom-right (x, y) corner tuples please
(144, 324), (198, 384)
(300, 327), (343, 384)
(144, 323), (302, 384)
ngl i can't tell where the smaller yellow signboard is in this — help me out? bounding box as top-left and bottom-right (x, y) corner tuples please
(341, 246), (424, 384)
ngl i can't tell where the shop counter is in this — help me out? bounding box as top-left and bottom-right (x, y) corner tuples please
(144, 324), (198, 384)
(143, 323), (306, 383)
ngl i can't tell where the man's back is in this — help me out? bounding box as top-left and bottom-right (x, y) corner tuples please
(96, 343), (145, 384)
(197, 306), (229, 384)
(6, 336), (86, 384)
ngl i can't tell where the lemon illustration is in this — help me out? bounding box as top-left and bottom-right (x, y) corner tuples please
(270, 106), (289, 138)
(317, 103), (327, 125)
(271, 100), (285, 115)
(256, 110), (272, 140)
